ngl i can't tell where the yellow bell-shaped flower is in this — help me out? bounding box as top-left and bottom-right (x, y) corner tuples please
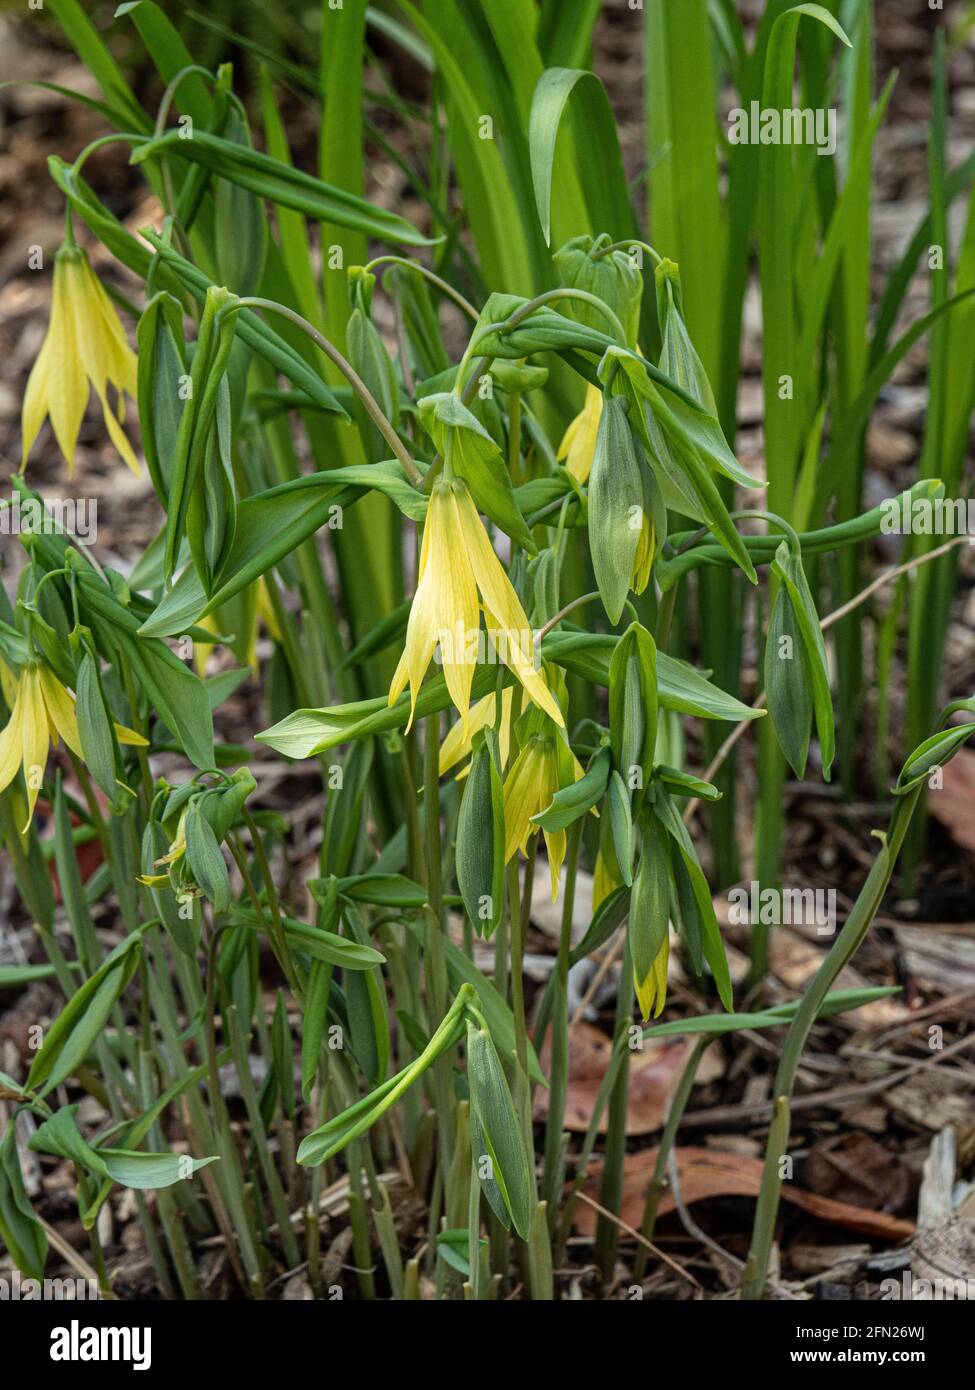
(389, 477), (563, 733)
(21, 243), (139, 477)
(556, 383), (602, 484)
(0, 660), (147, 829)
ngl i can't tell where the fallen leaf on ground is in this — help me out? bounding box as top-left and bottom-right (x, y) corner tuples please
(533, 1023), (723, 1134)
(573, 1147), (916, 1241)
(806, 1131), (913, 1214)
(927, 748), (975, 853)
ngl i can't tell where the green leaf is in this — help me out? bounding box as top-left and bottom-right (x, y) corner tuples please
(131, 129), (434, 246)
(0, 1126), (47, 1280)
(654, 793), (733, 1011)
(587, 395), (644, 623)
(456, 734), (506, 936)
(529, 67), (633, 245)
(532, 746), (609, 833)
(183, 800), (230, 914)
(29, 1105), (216, 1191)
(630, 817), (671, 1018)
(466, 1020), (533, 1240)
(770, 541), (834, 779)
(418, 393), (536, 552)
(300, 960), (333, 1102)
(764, 582), (813, 778)
(26, 929), (147, 1094)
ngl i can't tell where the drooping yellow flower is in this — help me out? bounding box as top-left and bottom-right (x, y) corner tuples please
(556, 383), (602, 483)
(634, 936), (669, 1021)
(592, 841), (623, 913)
(137, 810), (188, 887)
(21, 244), (139, 477)
(389, 478), (563, 732)
(502, 732), (585, 899)
(0, 661), (148, 829)
(439, 687), (514, 779)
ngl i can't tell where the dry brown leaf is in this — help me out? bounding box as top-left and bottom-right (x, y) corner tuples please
(927, 748), (975, 853)
(805, 1132), (913, 1214)
(533, 1024), (723, 1135)
(574, 1147), (917, 1242)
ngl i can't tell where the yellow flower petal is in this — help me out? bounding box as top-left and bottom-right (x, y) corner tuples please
(0, 678), (26, 796)
(503, 738), (544, 862)
(634, 937), (669, 1021)
(439, 687), (513, 778)
(454, 484), (564, 727)
(20, 668), (50, 829)
(38, 666), (83, 757)
(557, 384), (602, 484)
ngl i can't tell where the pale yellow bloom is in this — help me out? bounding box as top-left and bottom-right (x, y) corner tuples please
(21, 244), (139, 477)
(556, 383), (602, 483)
(389, 478), (563, 732)
(0, 661), (148, 829)
(634, 936), (669, 1021)
(438, 687), (514, 779)
(137, 810), (188, 887)
(592, 842), (622, 913)
(502, 733), (584, 900)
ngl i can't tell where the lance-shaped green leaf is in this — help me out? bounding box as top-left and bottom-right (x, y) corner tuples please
(130, 128), (435, 246)
(570, 883), (630, 965)
(770, 540), (835, 779)
(655, 766), (722, 801)
(587, 394), (644, 622)
(323, 740), (373, 877)
(606, 348), (758, 580)
(28, 1105), (216, 1191)
(653, 792), (733, 1012)
(418, 392), (536, 552)
(765, 581), (814, 777)
(183, 798), (230, 915)
(608, 621), (658, 810)
(232, 906), (385, 970)
(457, 731), (505, 937)
(896, 698), (975, 793)
(334, 872), (427, 908)
(0, 1125), (47, 1281)
(164, 286), (238, 586)
(213, 103), (268, 296)
(297, 986), (473, 1166)
(73, 639), (134, 815)
(532, 745), (610, 832)
(342, 906), (390, 1085)
(629, 817), (672, 1019)
(27, 927), (148, 1094)
(606, 769), (633, 886)
(300, 959), (333, 1102)
(348, 268), (400, 461)
(136, 290), (186, 500)
(465, 1018), (533, 1240)
(641, 986), (902, 1041)
(654, 259), (717, 414)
